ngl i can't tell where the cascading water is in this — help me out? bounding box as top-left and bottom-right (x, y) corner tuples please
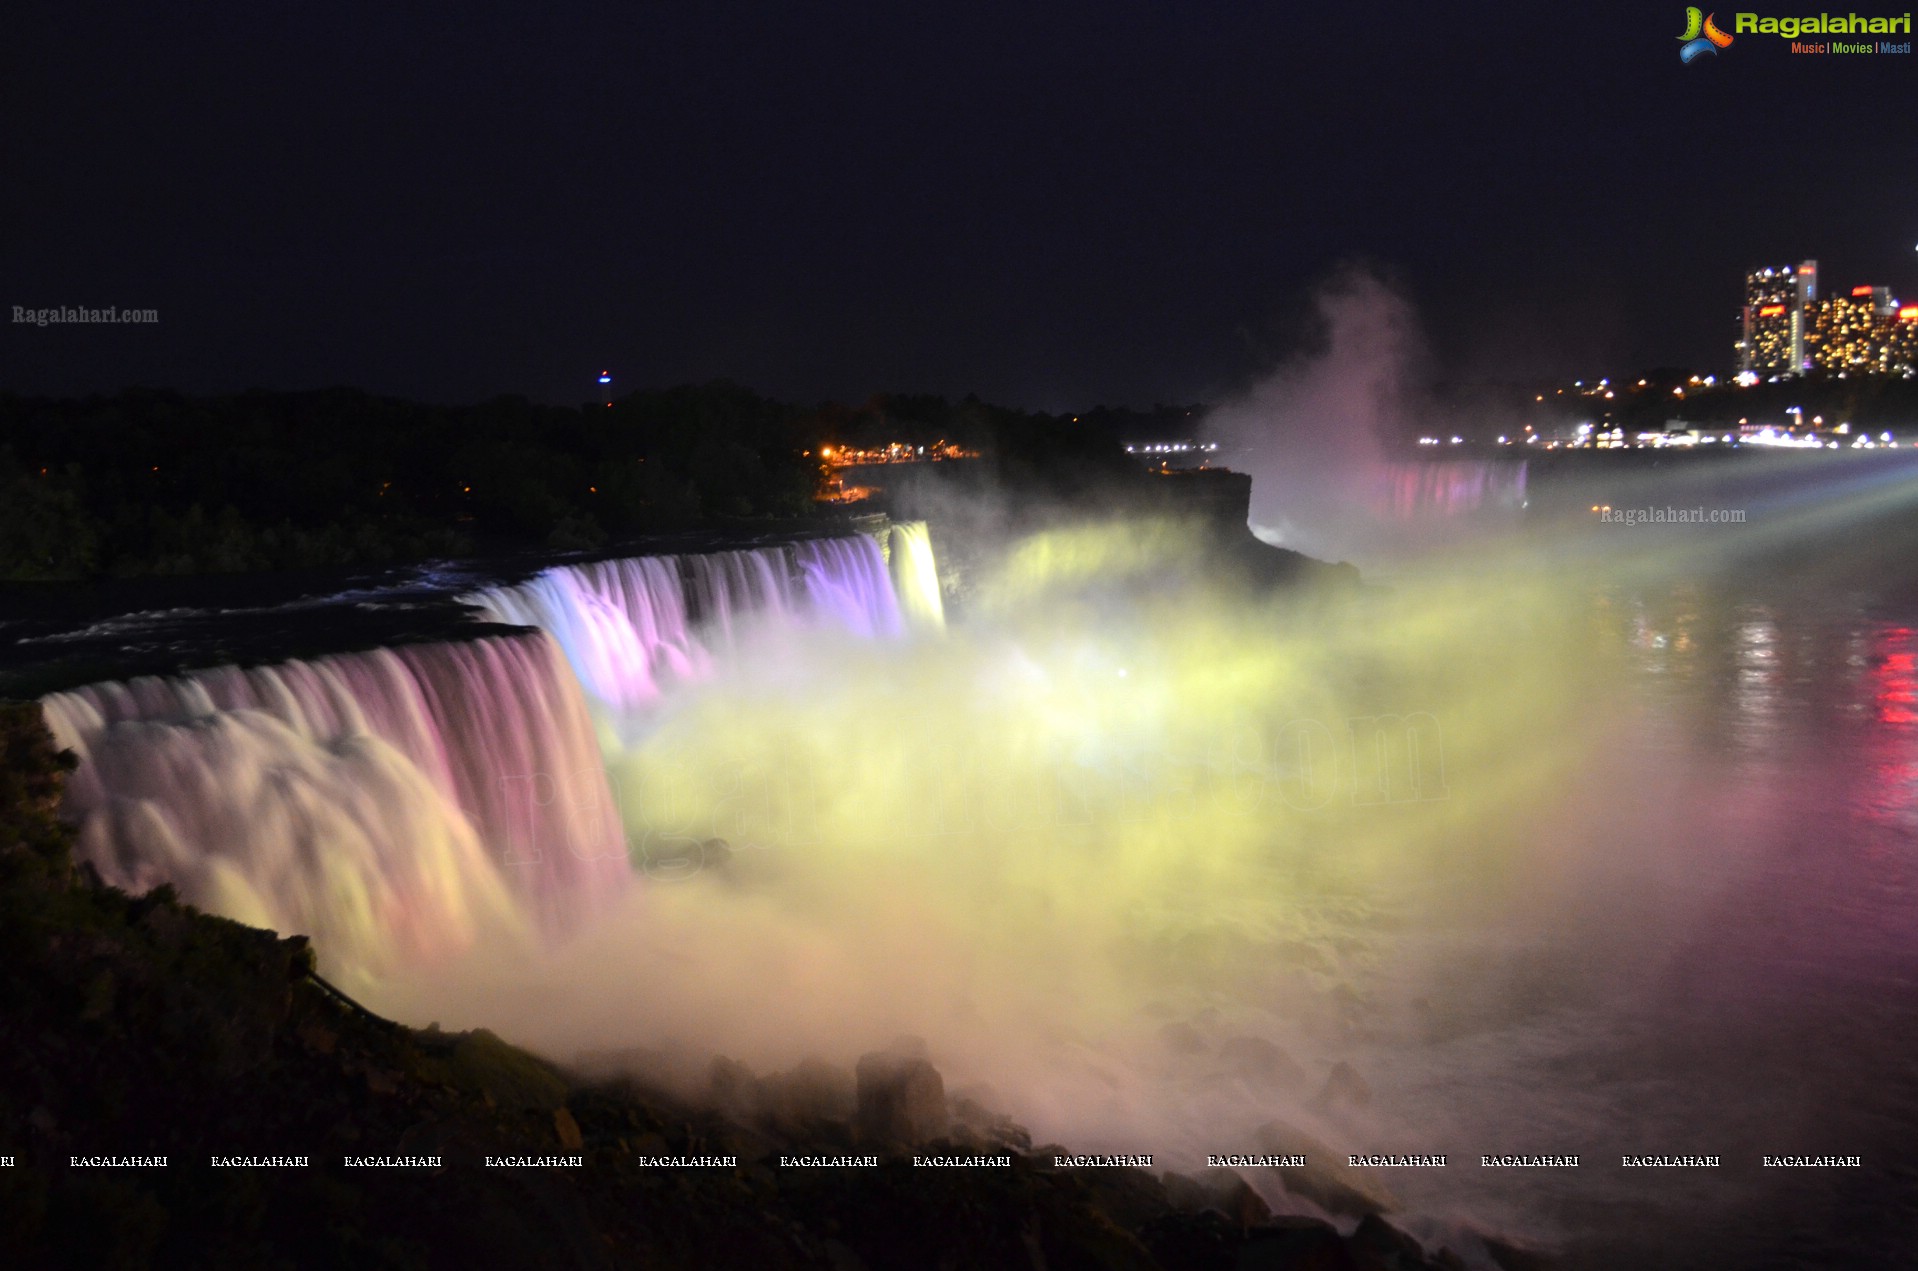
(469, 556), (704, 712)
(40, 530), (933, 983)
(888, 521), (947, 629)
(1379, 458), (1528, 519)
(683, 547), (803, 650)
(466, 533), (917, 713)
(793, 535), (907, 640)
(41, 631), (629, 981)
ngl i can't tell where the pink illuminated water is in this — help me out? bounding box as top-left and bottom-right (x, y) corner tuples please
(42, 631), (629, 976)
(40, 532), (920, 979)
(1379, 459), (1528, 519)
(472, 556), (704, 711)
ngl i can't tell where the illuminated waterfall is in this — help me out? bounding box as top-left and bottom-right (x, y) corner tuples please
(683, 547), (803, 650)
(40, 530), (939, 979)
(469, 556), (705, 711)
(793, 535), (906, 640)
(42, 631), (630, 979)
(1379, 458), (1528, 518)
(467, 535), (914, 711)
(888, 521), (947, 629)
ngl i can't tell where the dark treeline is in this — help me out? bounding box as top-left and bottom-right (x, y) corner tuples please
(0, 385), (1197, 581)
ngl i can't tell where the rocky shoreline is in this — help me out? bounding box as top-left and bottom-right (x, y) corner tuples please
(0, 701), (1545, 1270)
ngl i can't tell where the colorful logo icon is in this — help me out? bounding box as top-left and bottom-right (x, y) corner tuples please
(1679, 8), (1734, 61)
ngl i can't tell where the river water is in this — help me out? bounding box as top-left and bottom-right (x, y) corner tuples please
(1336, 489), (1918, 1267)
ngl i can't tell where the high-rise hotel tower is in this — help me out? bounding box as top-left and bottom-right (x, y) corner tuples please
(1737, 260), (1817, 376)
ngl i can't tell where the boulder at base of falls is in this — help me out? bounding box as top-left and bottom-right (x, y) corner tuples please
(1254, 1119), (1399, 1217)
(854, 1049), (947, 1147)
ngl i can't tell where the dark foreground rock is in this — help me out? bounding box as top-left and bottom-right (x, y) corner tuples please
(0, 702), (1533, 1271)
(855, 1045), (948, 1147)
(1253, 1121), (1398, 1219)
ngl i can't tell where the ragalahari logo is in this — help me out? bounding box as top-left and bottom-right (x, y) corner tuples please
(1679, 8), (1736, 59)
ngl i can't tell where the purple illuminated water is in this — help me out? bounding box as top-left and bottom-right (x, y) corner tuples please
(471, 555), (703, 711)
(42, 631), (629, 974)
(467, 535), (908, 710)
(1379, 459), (1529, 519)
(38, 532), (921, 981)
(793, 536), (907, 640)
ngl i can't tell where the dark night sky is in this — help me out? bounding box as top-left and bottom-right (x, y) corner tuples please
(3, 1), (1915, 409)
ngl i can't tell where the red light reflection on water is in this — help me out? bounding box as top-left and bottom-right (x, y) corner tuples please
(1860, 625), (1918, 843)
(1871, 628), (1917, 726)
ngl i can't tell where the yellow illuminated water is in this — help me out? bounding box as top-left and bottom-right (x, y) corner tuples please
(378, 519), (1631, 1245)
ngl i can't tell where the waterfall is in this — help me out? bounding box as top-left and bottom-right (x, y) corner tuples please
(794, 535), (905, 640)
(1378, 458), (1529, 518)
(684, 547), (804, 650)
(888, 521), (946, 629)
(468, 556), (704, 711)
(38, 528), (941, 979)
(41, 631), (630, 979)
(467, 535), (915, 711)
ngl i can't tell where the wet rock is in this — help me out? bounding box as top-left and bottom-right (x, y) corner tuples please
(1254, 1120), (1397, 1217)
(1217, 1036), (1306, 1088)
(1078, 1164), (1176, 1232)
(282, 934), (315, 978)
(1483, 1233), (1557, 1271)
(707, 1055), (759, 1120)
(79, 970), (116, 1021)
(136, 901), (191, 949)
(1349, 1213), (1427, 1270)
(1163, 1168), (1271, 1228)
(1216, 1173), (1273, 1230)
(554, 1105), (583, 1152)
(1140, 1208), (1239, 1270)
(297, 1016), (338, 1055)
(949, 1092), (1031, 1153)
(1030, 1142), (1072, 1168)
(886, 1034), (930, 1061)
(1236, 1215), (1359, 1270)
(572, 1044), (689, 1092)
(759, 1056), (856, 1133)
(1162, 1170), (1209, 1212)
(414, 1028), (570, 1112)
(821, 1238), (867, 1271)
(1311, 1061), (1372, 1113)
(854, 1050), (946, 1147)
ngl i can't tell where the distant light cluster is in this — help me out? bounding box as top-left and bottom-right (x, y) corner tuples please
(1735, 260), (1918, 379)
(819, 441), (977, 467)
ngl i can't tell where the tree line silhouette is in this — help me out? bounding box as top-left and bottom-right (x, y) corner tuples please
(0, 384), (1193, 579)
